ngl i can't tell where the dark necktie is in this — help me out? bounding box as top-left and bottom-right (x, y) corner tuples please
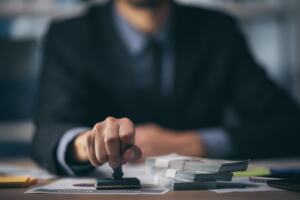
(135, 38), (165, 119)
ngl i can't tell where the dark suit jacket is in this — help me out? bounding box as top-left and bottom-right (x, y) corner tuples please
(31, 2), (300, 174)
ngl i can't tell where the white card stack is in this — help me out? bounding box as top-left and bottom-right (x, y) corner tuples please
(147, 154), (249, 190)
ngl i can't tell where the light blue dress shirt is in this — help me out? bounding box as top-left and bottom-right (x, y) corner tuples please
(56, 5), (233, 175)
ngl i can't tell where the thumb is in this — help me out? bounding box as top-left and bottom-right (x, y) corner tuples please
(122, 145), (142, 163)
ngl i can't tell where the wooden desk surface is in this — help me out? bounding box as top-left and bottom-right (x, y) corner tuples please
(1, 158), (300, 200)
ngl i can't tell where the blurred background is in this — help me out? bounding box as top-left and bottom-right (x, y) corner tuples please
(0, 0), (299, 158)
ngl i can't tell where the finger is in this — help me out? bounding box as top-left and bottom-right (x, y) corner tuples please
(93, 123), (108, 164)
(104, 118), (121, 169)
(122, 145), (142, 163)
(86, 133), (101, 167)
(118, 118), (135, 150)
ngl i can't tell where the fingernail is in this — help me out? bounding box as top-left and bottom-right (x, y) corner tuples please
(126, 150), (135, 160)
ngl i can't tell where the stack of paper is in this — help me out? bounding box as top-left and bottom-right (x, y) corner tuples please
(165, 169), (233, 181)
(147, 154), (249, 190)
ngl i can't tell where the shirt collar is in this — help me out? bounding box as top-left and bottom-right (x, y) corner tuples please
(112, 5), (170, 56)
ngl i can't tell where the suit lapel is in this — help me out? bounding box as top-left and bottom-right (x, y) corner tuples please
(90, 3), (136, 96)
(88, 4), (158, 122)
(170, 4), (209, 126)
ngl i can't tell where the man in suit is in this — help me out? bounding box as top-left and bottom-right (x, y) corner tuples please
(32, 0), (300, 175)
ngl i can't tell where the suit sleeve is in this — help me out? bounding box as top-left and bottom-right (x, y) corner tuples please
(31, 23), (94, 175)
(225, 19), (300, 159)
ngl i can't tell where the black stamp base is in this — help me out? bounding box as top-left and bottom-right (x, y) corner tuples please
(95, 178), (141, 190)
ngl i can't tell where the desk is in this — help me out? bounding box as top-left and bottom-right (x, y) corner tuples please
(1, 158), (300, 200)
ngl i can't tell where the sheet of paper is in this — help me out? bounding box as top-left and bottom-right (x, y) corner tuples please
(25, 178), (169, 195)
(210, 177), (282, 193)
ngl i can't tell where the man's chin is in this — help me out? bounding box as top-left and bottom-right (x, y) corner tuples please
(125, 0), (167, 9)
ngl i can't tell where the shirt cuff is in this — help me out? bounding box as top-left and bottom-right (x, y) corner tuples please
(199, 128), (233, 158)
(57, 127), (91, 175)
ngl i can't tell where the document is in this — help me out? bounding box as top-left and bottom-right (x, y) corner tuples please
(25, 178), (169, 195)
(210, 177), (282, 193)
(26, 163), (168, 195)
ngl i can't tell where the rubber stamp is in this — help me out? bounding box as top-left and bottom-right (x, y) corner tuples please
(96, 166), (141, 190)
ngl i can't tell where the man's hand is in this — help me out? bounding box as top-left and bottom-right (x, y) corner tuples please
(135, 124), (206, 160)
(72, 117), (142, 168)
